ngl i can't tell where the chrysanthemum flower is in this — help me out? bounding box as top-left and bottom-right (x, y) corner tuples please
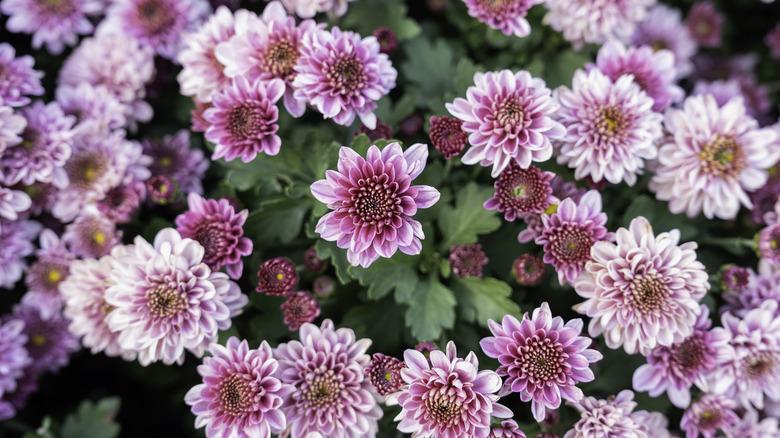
(721, 265), (752, 295)
(0, 319), (30, 398)
(311, 142), (439, 267)
(686, 2), (723, 48)
(356, 119), (393, 141)
(303, 246), (326, 272)
(63, 213), (121, 259)
(512, 253), (545, 286)
(730, 411), (780, 438)
(0, 0), (100, 54)
(564, 390), (647, 438)
(312, 275), (333, 297)
(462, 0), (542, 37)
(0, 219), (39, 289)
(449, 243), (488, 278)
(0, 187), (30, 223)
(0, 101), (74, 187)
(594, 41), (683, 112)
(0, 106), (25, 154)
(185, 337), (293, 438)
(543, 0), (655, 49)
(631, 4), (698, 78)
(56, 83), (127, 131)
(96, 180), (146, 224)
(292, 26), (396, 129)
(256, 257), (298, 296)
(279, 291), (320, 331)
(575, 217), (708, 354)
(390, 341), (511, 438)
(723, 264), (780, 318)
(759, 223), (780, 266)
(633, 410), (674, 437)
(481, 303), (602, 421)
(274, 319), (382, 438)
(535, 190), (610, 285)
(146, 175), (177, 204)
(485, 163), (555, 221)
(11, 303), (79, 374)
(766, 23), (780, 59)
(280, 0), (355, 19)
(141, 130), (208, 195)
(216, 2), (318, 117)
(373, 27), (397, 54)
(0, 44), (43, 107)
(205, 76), (284, 162)
(365, 352), (405, 397)
(680, 394), (739, 438)
(428, 115), (467, 160)
(488, 420), (526, 438)
(446, 70), (564, 177)
(23, 230), (74, 313)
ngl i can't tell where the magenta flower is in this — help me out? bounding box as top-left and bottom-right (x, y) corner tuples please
(311, 142), (439, 267)
(365, 352), (405, 397)
(686, 2), (724, 48)
(723, 264), (780, 318)
(721, 265), (752, 296)
(0, 319), (30, 398)
(11, 303), (79, 374)
(680, 394), (739, 438)
(373, 27), (397, 54)
(488, 420), (526, 438)
(205, 76), (284, 163)
(543, 0), (654, 49)
(428, 115), (467, 160)
(1, 0), (100, 54)
(256, 257), (298, 296)
(185, 337), (293, 438)
(142, 130), (208, 195)
(390, 341), (512, 438)
(631, 4), (698, 78)
(446, 70), (564, 177)
(96, 180), (146, 224)
(63, 214), (121, 259)
(0, 219), (39, 289)
(759, 223), (780, 266)
(462, 0), (542, 37)
(0, 44), (43, 107)
(485, 162), (555, 221)
(564, 390), (648, 438)
(481, 303), (602, 422)
(512, 253), (545, 286)
(303, 246), (327, 272)
(449, 243), (488, 278)
(292, 26), (397, 129)
(279, 291), (320, 331)
(535, 190), (609, 286)
(274, 319), (382, 438)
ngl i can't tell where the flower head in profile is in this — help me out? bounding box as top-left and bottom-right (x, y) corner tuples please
(0, 44), (43, 107)
(543, 0), (655, 49)
(449, 243), (488, 278)
(280, 291), (320, 331)
(274, 319), (382, 438)
(575, 217), (708, 354)
(311, 142), (439, 268)
(428, 115), (467, 160)
(11, 303), (79, 374)
(462, 0), (543, 37)
(485, 163), (555, 221)
(631, 4), (698, 77)
(481, 303), (602, 421)
(185, 337), (293, 438)
(0, 319), (30, 398)
(680, 394), (739, 438)
(555, 69), (662, 186)
(446, 70), (564, 177)
(686, 1), (724, 48)
(564, 390), (647, 438)
(256, 257), (298, 296)
(0, 0), (100, 54)
(390, 341), (512, 438)
(0, 219), (39, 289)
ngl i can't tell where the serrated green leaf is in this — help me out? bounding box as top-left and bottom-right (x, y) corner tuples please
(542, 49), (591, 88)
(452, 277), (520, 326)
(402, 38), (454, 103)
(622, 195), (699, 241)
(342, 0), (420, 41)
(342, 297), (406, 352)
(315, 240), (353, 284)
(452, 58), (480, 97)
(61, 398), (121, 438)
(405, 276), (456, 341)
(245, 198), (310, 245)
(438, 183), (501, 248)
(349, 255), (420, 300)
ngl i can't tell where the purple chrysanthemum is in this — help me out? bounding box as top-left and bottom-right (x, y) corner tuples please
(759, 223), (780, 265)
(680, 394), (739, 438)
(0, 319), (30, 398)
(766, 23), (780, 59)
(633, 410), (674, 438)
(0, 186), (30, 224)
(141, 130), (208, 195)
(480, 303), (602, 422)
(11, 303), (79, 374)
(63, 213), (121, 259)
(1, 0), (100, 54)
(56, 83), (128, 131)
(594, 41), (683, 112)
(449, 243), (488, 278)
(205, 76), (284, 162)
(280, 0), (355, 18)
(564, 390), (647, 438)
(488, 420), (526, 438)
(96, 179), (146, 224)
(373, 27), (397, 54)
(0, 101), (74, 187)
(0, 44), (43, 107)
(0, 218), (39, 289)
(730, 411), (780, 438)
(543, 0), (655, 49)
(365, 352), (405, 397)
(631, 4), (698, 78)
(13, 183), (54, 215)
(535, 190), (610, 285)
(311, 142), (440, 268)
(256, 257), (298, 296)
(185, 337), (293, 438)
(650, 95), (779, 220)
(356, 119), (393, 141)
(274, 319), (382, 438)
(575, 216), (708, 354)
(414, 341), (438, 354)
(312, 275), (334, 297)
(446, 70), (565, 177)
(428, 115), (467, 160)
(280, 291), (320, 331)
(292, 26), (396, 129)
(390, 341), (511, 438)
(303, 246), (327, 272)
(721, 265), (752, 295)
(723, 264), (780, 318)
(555, 68), (661, 185)
(0, 106), (25, 155)
(462, 0), (542, 37)
(512, 253), (545, 286)
(485, 163), (555, 221)
(175, 193), (252, 279)
(686, 2), (723, 48)
(24, 230), (74, 312)
(146, 175), (177, 204)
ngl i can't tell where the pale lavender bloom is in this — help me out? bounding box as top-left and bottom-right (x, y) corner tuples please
(205, 76), (285, 162)
(311, 142), (439, 268)
(594, 40), (684, 112)
(447, 70), (564, 177)
(0, 106), (25, 155)
(274, 319), (382, 438)
(0, 44), (43, 107)
(141, 130), (208, 195)
(575, 217), (709, 355)
(0, 369), (37, 421)
(23, 229), (75, 316)
(56, 83), (127, 130)
(185, 337), (292, 438)
(723, 264), (780, 317)
(543, 0), (655, 49)
(633, 410), (674, 438)
(0, 319), (30, 398)
(694, 76), (770, 119)
(280, 0), (355, 18)
(693, 79), (744, 108)
(389, 341), (512, 438)
(632, 305), (732, 408)
(10, 303), (79, 374)
(631, 4), (698, 78)
(730, 411), (780, 438)
(0, 0), (100, 54)
(480, 303), (602, 422)
(292, 26), (396, 129)
(0, 219), (39, 289)
(462, 0), (543, 37)
(555, 68), (661, 186)
(488, 420), (526, 438)
(0, 101), (74, 187)
(536, 190), (610, 285)
(564, 390), (647, 438)
(63, 213), (121, 258)
(685, 2), (724, 48)
(680, 394), (739, 438)
(650, 95), (779, 220)
(0, 187), (30, 224)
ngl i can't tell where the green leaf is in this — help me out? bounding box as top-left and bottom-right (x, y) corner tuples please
(342, 297), (407, 352)
(342, 0), (420, 41)
(402, 38), (454, 103)
(245, 198), (310, 245)
(541, 49), (591, 88)
(452, 277), (520, 326)
(61, 398), (121, 438)
(452, 58), (480, 97)
(438, 183), (501, 248)
(405, 276), (456, 341)
(349, 255), (420, 300)
(622, 195), (699, 241)
(315, 240), (353, 284)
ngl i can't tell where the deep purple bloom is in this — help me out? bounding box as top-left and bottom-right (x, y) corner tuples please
(463, 0), (542, 37)
(723, 264), (780, 318)
(686, 2), (724, 47)
(449, 243), (488, 278)
(512, 253), (545, 286)
(141, 130), (208, 195)
(766, 23), (780, 59)
(312, 276), (333, 297)
(96, 179), (146, 224)
(0, 218), (39, 289)
(373, 27), (397, 54)
(1, 0), (100, 54)
(256, 257), (298, 296)
(365, 352), (405, 396)
(721, 265), (752, 295)
(63, 214), (121, 259)
(356, 119), (393, 141)
(488, 420), (526, 438)
(428, 115), (467, 160)
(0, 319), (30, 398)
(481, 303), (602, 422)
(11, 303), (79, 374)
(485, 162), (555, 221)
(680, 394), (739, 438)
(631, 4), (698, 78)
(280, 291), (320, 331)
(311, 142), (439, 267)
(0, 44), (43, 107)
(303, 246), (327, 273)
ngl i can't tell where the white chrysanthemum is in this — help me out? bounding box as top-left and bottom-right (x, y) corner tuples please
(543, 0), (656, 49)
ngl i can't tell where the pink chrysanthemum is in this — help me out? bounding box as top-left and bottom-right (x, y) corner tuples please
(449, 243), (488, 278)
(106, 228), (245, 365)
(256, 257), (298, 296)
(575, 216), (708, 354)
(216, 2), (318, 117)
(365, 352), (405, 397)
(185, 337), (293, 438)
(555, 68), (661, 186)
(680, 394), (739, 438)
(63, 213), (121, 259)
(485, 162), (555, 221)
(24, 230), (74, 313)
(723, 264), (780, 318)
(96, 179), (146, 224)
(462, 0), (543, 37)
(759, 223), (780, 265)
(543, 0), (655, 49)
(446, 70), (565, 177)
(631, 4), (698, 78)
(205, 76), (284, 162)
(488, 420), (526, 438)
(274, 319), (382, 438)
(175, 193), (252, 279)
(512, 253), (545, 286)
(279, 291), (320, 331)
(428, 115), (467, 160)
(292, 27), (396, 129)
(564, 390), (647, 438)
(535, 190), (609, 285)
(56, 83), (128, 131)
(311, 142), (439, 268)
(1, 0), (100, 54)
(632, 305), (732, 408)
(389, 341), (512, 438)
(686, 2), (723, 48)
(650, 95), (779, 220)
(481, 303), (602, 422)
(0, 44), (43, 108)
(766, 23), (780, 59)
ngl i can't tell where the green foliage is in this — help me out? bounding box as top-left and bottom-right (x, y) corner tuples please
(61, 398), (121, 438)
(404, 276), (456, 341)
(349, 255), (420, 300)
(342, 0), (420, 41)
(452, 277), (520, 326)
(438, 183), (502, 248)
(245, 197), (311, 245)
